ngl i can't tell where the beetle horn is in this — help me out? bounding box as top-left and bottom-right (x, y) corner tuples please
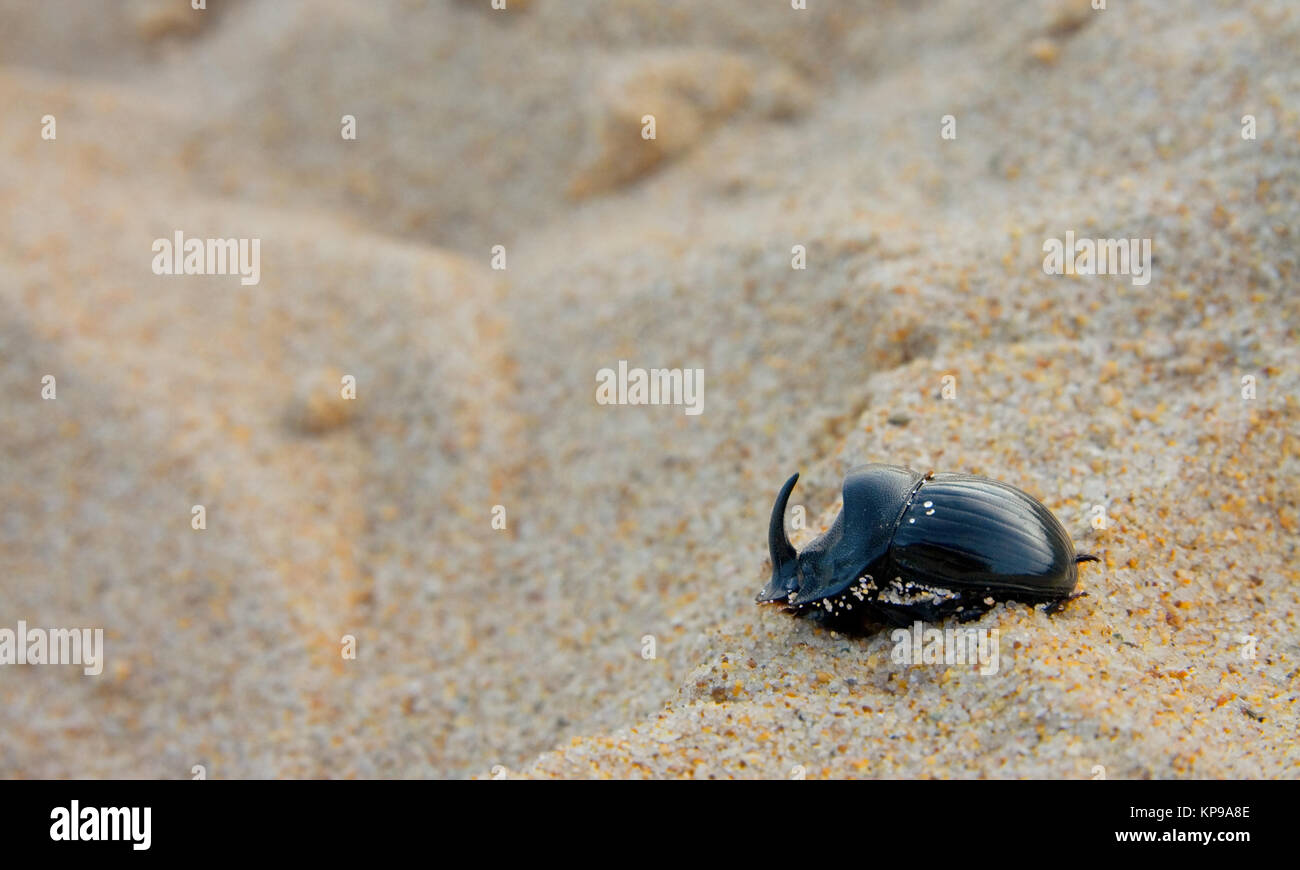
(768, 472), (799, 576)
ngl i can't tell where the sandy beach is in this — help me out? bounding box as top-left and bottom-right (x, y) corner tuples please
(0, 0), (1296, 778)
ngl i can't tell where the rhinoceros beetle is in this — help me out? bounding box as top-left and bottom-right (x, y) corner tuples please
(757, 465), (1097, 630)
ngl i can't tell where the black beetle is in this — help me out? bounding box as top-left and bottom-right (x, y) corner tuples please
(757, 464), (1097, 629)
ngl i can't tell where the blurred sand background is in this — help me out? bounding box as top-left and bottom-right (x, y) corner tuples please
(0, 0), (1296, 778)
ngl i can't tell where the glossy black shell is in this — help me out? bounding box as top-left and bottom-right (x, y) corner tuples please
(758, 464), (1091, 626)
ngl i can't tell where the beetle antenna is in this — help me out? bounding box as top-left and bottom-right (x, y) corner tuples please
(1075, 553), (1100, 563)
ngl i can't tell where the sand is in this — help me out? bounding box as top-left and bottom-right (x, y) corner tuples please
(0, 0), (1296, 779)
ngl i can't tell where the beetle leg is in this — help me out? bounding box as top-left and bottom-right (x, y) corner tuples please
(953, 604), (991, 623)
(1044, 591), (1089, 615)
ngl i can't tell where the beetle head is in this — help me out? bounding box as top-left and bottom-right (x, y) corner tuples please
(757, 464), (923, 607)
